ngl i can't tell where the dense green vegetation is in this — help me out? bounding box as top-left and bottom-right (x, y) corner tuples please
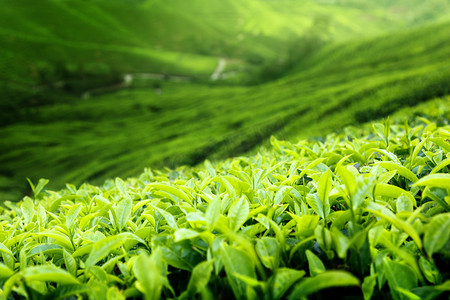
(2, 0), (450, 121)
(1, 109), (449, 299)
(1, 1), (450, 299)
(1, 18), (449, 200)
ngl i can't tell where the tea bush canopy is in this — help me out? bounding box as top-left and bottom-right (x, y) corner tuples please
(0, 107), (449, 299)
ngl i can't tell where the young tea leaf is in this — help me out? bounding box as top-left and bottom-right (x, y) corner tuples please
(227, 195), (249, 232)
(305, 250), (326, 276)
(288, 271), (359, 299)
(423, 213), (450, 257)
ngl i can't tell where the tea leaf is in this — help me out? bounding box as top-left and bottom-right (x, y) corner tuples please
(423, 213), (450, 257)
(288, 271), (359, 299)
(271, 268), (306, 300)
(256, 237), (280, 270)
(305, 250), (326, 276)
(145, 183), (193, 205)
(186, 260), (214, 298)
(374, 184), (416, 207)
(22, 265), (79, 284)
(383, 258), (418, 300)
(63, 249), (77, 277)
(228, 195), (249, 232)
(220, 243), (256, 299)
(134, 250), (163, 300)
(85, 233), (143, 268)
(115, 198), (133, 231)
(174, 228), (199, 242)
(205, 195), (221, 231)
(366, 202), (422, 249)
(65, 203), (82, 230)
(362, 274), (377, 300)
(414, 174), (450, 190)
(376, 162), (418, 183)
(0, 263), (13, 279)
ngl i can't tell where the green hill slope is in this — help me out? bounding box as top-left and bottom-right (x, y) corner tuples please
(1, 21), (449, 200)
(2, 0), (449, 119)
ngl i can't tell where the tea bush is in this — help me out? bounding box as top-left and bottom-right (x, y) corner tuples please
(0, 115), (449, 299)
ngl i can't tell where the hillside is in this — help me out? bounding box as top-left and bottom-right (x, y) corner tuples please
(2, 0), (450, 123)
(1, 20), (449, 200)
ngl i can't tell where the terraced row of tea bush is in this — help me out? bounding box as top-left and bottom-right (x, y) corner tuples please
(3, 0), (450, 122)
(1, 112), (449, 299)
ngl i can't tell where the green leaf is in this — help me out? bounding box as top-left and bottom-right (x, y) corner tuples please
(430, 158), (450, 174)
(227, 195), (249, 232)
(423, 213), (450, 257)
(419, 257), (441, 284)
(107, 286), (125, 300)
(395, 287), (422, 300)
(366, 202), (422, 249)
(362, 274), (377, 300)
(317, 169), (332, 204)
(160, 243), (196, 271)
(413, 173), (450, 190)
(88, 265), (108, 282)
(27, 178), (49, 199)
(306, 194), (325, 219)
(351, 176), (376, 211)
(220, 243), (257, 299)
(383, 258), (418, 300)
(85, 233), (143, 268)
(115, 198), (133, 231)
(288, 213), (319, 238)
(145, 183), (193, 205)
(0, 262), (13, 279)
(376, 162), (418, 183)
(28, 243), (62, 257)
(0, 241), (13, 257)
(305, 250), (326, 276)
(205, 195), (221, 231)
(65, 203), (82, 230)
(37, 203), (47, 225)
(274, 186), (292, 205)
(271, 268), (306, 300)
(63, 249), (77, 277)
(134, 250), (163, 300)
(22, 265), (79, 284)
(337, 164), (356, 198)
(42, 284), (92, 300)
(423, 188), (450, 212)
(314, 225), (332, 255)
(174, 228), (199, 242)
(331, 227), (351, 259)
(186, 260), (214, 298)
(288, 271), (360, 299)
(255, 237), (280, 270)
(19, 248), (27, 270)
(411, 280), (450, 300)
(204, 160), (216, 177)
(396, 194), (414, 213)
(36, 231), (74, 251)
(153, 205), (178, 229)
(374, 183), (416, 207)
(21, 197), (35, 224)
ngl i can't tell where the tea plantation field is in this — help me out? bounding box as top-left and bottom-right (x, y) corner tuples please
(0, 101), (449, 299)
(1, 20), (449, 200)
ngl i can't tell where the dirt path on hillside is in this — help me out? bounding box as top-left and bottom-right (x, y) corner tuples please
(34, 56), (230, 99)
(210, 58), (226, 81)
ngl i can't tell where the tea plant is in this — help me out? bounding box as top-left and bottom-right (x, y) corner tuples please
(1, 116), (449, 299)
